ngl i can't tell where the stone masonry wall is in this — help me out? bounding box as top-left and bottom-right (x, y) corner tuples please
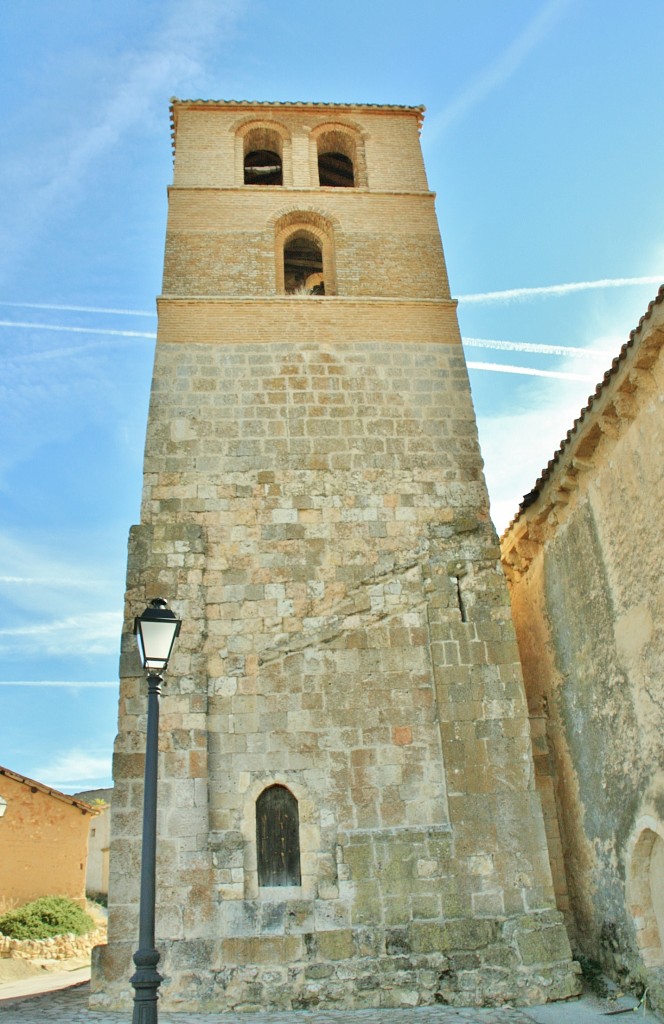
(2, 927), (106, 962)
(93, 102), (578, 1012)
(95, 336), (578, 1011)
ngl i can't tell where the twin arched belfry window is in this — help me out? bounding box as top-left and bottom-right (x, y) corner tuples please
(240, 121), (363, 189)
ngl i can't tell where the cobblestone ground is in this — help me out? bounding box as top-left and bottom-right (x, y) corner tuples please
(5, 982), (663, 1024)
(0, 983), (555, 1024)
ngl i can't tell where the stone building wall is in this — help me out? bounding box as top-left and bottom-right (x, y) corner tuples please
(501, 288), (664, 1008)
(93, 100), (577, 1012)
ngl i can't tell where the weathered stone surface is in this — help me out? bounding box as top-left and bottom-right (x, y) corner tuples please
(502, 291), (664, 1011)
(93, 100), (578, 1013)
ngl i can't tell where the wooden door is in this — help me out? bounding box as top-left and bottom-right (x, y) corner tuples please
(256, 785), (302, 887)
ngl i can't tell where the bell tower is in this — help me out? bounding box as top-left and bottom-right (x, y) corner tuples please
(94, 100), (579, 1012)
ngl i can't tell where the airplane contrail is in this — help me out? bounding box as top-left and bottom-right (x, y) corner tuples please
(0, 319), (156, 338)
(0, 319), (615, 381)
(466, 361), (597, 382)
(462, 337), (611, 359)
(458, 275), (663, 304)
(0, 300), (155, 316)
(0, 680), (117, 688)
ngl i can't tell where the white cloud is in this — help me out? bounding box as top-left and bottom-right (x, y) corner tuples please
(0, 612), (122, 657)
(0, 534), (116, 599)
(0, 0), (246, 283)
(0, 536), (123, 659)
(35, 749), (113, 791)
(477, 375), (596, 535)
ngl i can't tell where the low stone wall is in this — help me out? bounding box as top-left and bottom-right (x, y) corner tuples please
(0, 926), (107, 961)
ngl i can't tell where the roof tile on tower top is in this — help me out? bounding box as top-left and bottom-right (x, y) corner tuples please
(169, 99), (427, 156)
(170, 98), (425, 113)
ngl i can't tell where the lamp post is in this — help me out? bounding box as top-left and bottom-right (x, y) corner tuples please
(130, 598), (181, 1024)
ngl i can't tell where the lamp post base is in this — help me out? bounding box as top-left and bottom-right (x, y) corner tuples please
(131, 946), (163, 1024)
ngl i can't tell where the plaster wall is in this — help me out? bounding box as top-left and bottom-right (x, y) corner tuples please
(0, 772), (92, 907)
(86, 806), (111, 897)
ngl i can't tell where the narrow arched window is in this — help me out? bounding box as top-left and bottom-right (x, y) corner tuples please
(318, 151), (354, 187)
(241, 123), (286, 185)
(256, 785), (301, 887)
(244, 149), (282, 185)
(315, 128), (359, 188)
(284, 231), (324, 294)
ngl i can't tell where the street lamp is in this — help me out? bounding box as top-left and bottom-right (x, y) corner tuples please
(130, 598), (181, 1024)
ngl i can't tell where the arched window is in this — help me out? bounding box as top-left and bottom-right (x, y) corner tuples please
(274, 211), (336, 295)
(241, 125), (285, 185)
(256, 784), (301, 887)
(627, 825), (664, 967)
(318, 151), (354, 188)
(244, 148), (282, 186)
(283, 231), (325, 294)
(314, 125), (366, 188)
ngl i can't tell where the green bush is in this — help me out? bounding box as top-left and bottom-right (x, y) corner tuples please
(0, 896), (94, 940)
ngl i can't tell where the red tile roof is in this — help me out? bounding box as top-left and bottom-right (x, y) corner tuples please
(0, 765), (98, 815)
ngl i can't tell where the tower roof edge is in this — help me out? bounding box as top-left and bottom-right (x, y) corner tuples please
(169, 99), (426, 154)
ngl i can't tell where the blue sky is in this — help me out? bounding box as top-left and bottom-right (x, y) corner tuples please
(1, 0), (662, 793)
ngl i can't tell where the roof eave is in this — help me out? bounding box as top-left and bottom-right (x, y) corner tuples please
(502, 283), (664, 540)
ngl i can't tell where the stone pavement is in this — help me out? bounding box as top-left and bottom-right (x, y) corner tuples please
(0, 980), (662, 1024)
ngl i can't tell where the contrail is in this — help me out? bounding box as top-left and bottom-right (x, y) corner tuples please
(466, 361), (597, 382)
(458, 275), (663, 304)
(425, 0), (571, 142)
(0, 680), (117, 688)
(0, 300), (155, 317)
(0, 575), (106, 587)
(0, 319), (603, 380)
(0, 319), (156, 339)
(462, 337), (612, 359)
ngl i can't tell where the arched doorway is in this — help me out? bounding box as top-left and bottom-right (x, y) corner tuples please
(627, 826), (664, 967)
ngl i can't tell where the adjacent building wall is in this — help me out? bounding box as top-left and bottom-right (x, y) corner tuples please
(76, 788), (113, 900)
(0, 766), (95, 908)
(87, 809), (111, 899)
(502, 288), (664, 1007)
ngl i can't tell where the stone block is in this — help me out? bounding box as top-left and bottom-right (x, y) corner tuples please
(317, 929), (354, 960)
(222, 934), (304, 965)
(513, 919), (573, 965)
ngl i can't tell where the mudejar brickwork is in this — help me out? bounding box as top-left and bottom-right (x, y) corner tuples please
(92, 100), (579, 1012)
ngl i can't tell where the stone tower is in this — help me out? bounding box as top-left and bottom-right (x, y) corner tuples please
(93, 100), (578, 1012)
